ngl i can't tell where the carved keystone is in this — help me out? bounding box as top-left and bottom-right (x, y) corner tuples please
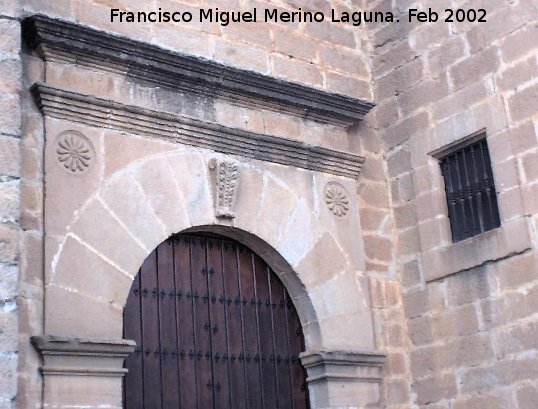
(209, 158), (239, 219)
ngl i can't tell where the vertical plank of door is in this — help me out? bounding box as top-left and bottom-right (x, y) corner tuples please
(286, 292), (309, 409)
(174, 236), (196, 409)
(207, 238), (230, 409)
(140, 250), (162, 408)
(222, 241), (247, 409)
(238, 246), (263, 408)
(270, 271), (293, 409)
(123, 270), (144, 409)
(254, 256), (278, 408)
(191, 236), (214, 409)
(157, 240), (180, 408)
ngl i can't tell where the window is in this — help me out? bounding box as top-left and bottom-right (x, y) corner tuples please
(439, 134), (501, 242)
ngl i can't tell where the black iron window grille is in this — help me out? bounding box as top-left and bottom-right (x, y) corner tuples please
(438, 135), (501, 242)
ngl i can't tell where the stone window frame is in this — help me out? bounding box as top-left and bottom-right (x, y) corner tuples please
(431, 129), (502, 242)
(412, 102), (532, 282)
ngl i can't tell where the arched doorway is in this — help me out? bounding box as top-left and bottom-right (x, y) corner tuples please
(123, 232), (310, 409)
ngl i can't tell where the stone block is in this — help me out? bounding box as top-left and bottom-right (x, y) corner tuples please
(319, 46), (370, 79)
(467, 1), (536, 54)
(505, 121), (538, 155)
(0, 223), (17, 264)
(52, 235), (132, 306)
(401, 259), (421, 288)
(402, 283), (445, 319)
(166, 152), (215, 228)
(450, 47), (500, 91)
(431, 78), (494, 123)
(271, 54), (323, 87)
(273, 30), (317, 62)
(428, 36), (466, 78)
(45, 284), (123, 338)
(375, 59), (424, 102)
(0, 304), (17, 352)
(398, 75), (450, 119)
(69, 198), (147, 276)
(387, 147), (411, 177)
(498, 187), (525, 222)
(0, 135), (19, 177)
(517, 384), (538, 409)
(363, 235), (392, 263)
(460, 357), (538, 394)
(0, 93), (20, 136)
(129, 158), (190, 237)
(326, 72), (372, 100)
(452, 393), (514, 409)
(446, 265), (491, 306)
(222, 21), (272, 48)
(434, 303), (480, 339)
(214, 38), (269, 74)
(508, 82), (538, 123)
(493, 251), (536, 292)
(496, 56), (538, 92)
(0, 59), (21, 93)
(0, 263), (17, 301)
(43, 119), (103, 236)
(373, 40), (414, 77)
(423, 217), (532, 282)
(100, 173), (167, 252)
(413, 372), (457, 405)
(0, 180), (19, 224)
(396, 227), (420, 256)
(359, 207), (389, 232)
(151, 24), (213, 58)
(104, 130), (177, 177)
(304, 20), (355, 49)
(386, 378), (410, 405)
(500, 22), (538, 62)
(0, 354), (17, 400)
(0, 20), (20, 56)
(418, 217), (451, 252)
(279, 198), (321, 268)
(384, 111), (430, 150)
(359, 183), (390, 208)
(496, 320), (538, 358)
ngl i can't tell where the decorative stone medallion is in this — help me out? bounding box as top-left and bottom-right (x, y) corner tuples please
(55, 131), (94, 174)
(209, 158), (239, 219)
(324, 181), (349, 217)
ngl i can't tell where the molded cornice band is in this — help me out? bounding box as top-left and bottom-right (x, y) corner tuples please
(31, 82), (366, 179)
(23, 14), (375, 127)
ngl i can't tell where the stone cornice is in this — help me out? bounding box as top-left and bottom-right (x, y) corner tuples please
(31, 83), (366, 179)
(22, 14), (375, 127)
(300, 350), (385, 384)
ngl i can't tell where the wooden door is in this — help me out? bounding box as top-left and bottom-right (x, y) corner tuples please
(123, 233), (309, 409)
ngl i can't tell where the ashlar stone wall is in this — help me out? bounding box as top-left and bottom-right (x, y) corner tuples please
(368, 0), (538, 407)
(0, 5), (22, 409)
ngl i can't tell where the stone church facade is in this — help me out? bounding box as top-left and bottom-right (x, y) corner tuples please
(0, 0), (537, 408)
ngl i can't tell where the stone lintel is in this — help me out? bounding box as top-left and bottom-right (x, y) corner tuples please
(22, 14), (375, 127)
(31, 335), (136, 377)
(300, 350), (385, 384)
(31, 82), (366, 179)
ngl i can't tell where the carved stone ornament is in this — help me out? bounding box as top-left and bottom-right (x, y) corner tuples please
(210, 158), (239, 219)
(55, 131), (94, 174)
(324, 181), (349, 217)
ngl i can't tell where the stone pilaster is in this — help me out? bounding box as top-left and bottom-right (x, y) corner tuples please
(31, 335), (135, 408)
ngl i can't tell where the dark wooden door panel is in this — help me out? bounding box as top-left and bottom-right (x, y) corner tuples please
(124, 233), (309, 409)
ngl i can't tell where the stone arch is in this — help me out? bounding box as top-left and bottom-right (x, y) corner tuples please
(39, 148), (383, 408)
(46, 149), (375, 352)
